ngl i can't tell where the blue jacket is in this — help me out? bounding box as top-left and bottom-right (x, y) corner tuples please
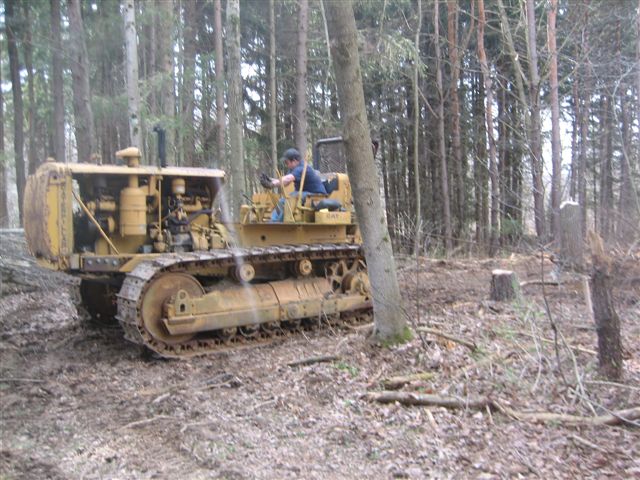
(290, 162), (327, 194)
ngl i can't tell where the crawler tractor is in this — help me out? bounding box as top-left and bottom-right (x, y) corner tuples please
(23, 138), (372, 357)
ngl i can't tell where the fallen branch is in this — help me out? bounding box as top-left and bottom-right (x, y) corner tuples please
(364, 391), (640, 427)
(363, 391), (491, 410)
(416, 327), (478, 352)
(381, 372), (435, 390)
(287, 354), (340, 367)
(519, 280), (559, 288)
(495, 404), (640, 427)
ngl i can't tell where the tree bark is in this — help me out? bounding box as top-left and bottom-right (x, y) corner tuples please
(525, 0), (546, 239)
(578, 3), (591, 238)
(490, 270), (521, 302)
(6, 0), (26, 224)
(294, 0), (309, 156)
(447, 0), (465, 240)
(124, 0), (142, 150)
(434, 0), (452, 254)
(22, 3), (38, 175)
(213, 0), (226, 169)
(413, 0), (422, 256)
(598, 95), (614, 240)
(50, 0), (65, 163)
(617, 94), (640, 241)
(268, 0), (278, 173)
(589, 233), (623, 380)
(558, 201), (584, 269)
(181, 0), (197, 166)
(477, 0), (499, 256)
(325, 0), (406, 343)
(68, 0), (96, 163)
(637, 0), (640, 140)
(0, 63), (7, 227)
(473, 68), (488, 248)
(548, 0), (561, 239)
(226, 0), (245, 220)
(157, 0), (175, 166)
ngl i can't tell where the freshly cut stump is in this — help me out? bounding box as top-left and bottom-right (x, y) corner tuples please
(490, 269), (521, 301)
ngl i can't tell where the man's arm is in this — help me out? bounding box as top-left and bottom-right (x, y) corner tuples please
(271, 173), (295, 188)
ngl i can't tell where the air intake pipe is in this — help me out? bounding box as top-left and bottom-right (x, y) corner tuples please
(153, 125), (167, 168)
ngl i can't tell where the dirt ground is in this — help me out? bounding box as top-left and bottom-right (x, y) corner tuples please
(1, 230), (638, 479)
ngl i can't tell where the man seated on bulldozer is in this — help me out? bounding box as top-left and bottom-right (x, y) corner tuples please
(260, 148), (327, 222)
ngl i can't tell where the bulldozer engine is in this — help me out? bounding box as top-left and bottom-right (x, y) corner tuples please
(23, 138), (371, 358)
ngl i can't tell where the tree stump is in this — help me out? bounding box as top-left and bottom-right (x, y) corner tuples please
(490, 270), (521, 302)
(588, 232), (623, 380)
(558, 201), (584, 269)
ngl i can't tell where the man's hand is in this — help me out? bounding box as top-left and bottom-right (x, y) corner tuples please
(259, 173), (274, 189)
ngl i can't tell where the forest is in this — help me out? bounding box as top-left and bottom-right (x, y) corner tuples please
(1, 1), (639, 478)
(1, 0), (638, 255)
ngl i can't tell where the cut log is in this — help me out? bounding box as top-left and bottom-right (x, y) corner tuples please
(558, 201), (585, 269)
(490, 269), (521, 302)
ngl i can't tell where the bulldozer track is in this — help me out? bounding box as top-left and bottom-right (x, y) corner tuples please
(116, 244), (372, 358)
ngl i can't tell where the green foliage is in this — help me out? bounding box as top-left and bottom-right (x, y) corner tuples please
(378, 325), (414, 347)
(333, 361), (359, 378)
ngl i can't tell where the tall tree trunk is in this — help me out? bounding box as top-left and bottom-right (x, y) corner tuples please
(473, 68), (487, 248)
(477, 0), (499, 256)
(548, 0), (561, 239)
(598, 95), (614, 240)
(498, 0), (544, 240)
(413, 0), (422, 256)
(434, 0), (452, 254)
(214, 0), (225, 169)
(68, 0), (96, 163)
(578, 3), (591, 237)
(198, 1), (215, 167)
(637, 0), (640, 140)
(619, 6), (640, 241)
(447, 0), (465, 240)
(618, 95), (640, 241)
(525, 0), (546, 239)
(0, 64), (7, 227)
(182, 0), (197, 166)
(124, 0), (142, 150)
(157, 0), (175, 166)
(22, 3), (38, 175)
(325, 0), (406, 343)
(569, 79), (579, 200)
(268, 0), (278, 173)
(226, 0), (245, 220)
(50, 0), (65, 163)
(294, 0), (309, 156)
(6, 0), (26, 224)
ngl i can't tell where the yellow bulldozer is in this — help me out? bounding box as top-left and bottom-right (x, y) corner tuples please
(23, 136), (371, 357)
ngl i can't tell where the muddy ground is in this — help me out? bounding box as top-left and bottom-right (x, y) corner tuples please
(1, 230), (638, 479)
